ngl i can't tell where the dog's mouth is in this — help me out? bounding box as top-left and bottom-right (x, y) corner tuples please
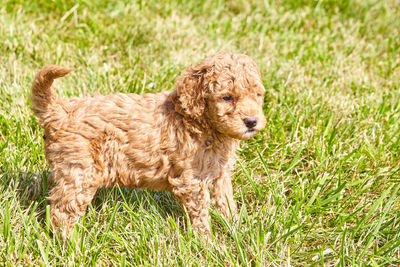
(241, 128), (258, 140)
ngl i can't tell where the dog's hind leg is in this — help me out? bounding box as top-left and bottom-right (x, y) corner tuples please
(47, 167), (98, 240)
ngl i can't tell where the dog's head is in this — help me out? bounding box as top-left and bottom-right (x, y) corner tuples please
(175, 50), (266, 140)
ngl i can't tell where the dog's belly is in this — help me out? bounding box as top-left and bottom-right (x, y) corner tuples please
(116, 155), (174, 192)
(96, 135), (173, 191)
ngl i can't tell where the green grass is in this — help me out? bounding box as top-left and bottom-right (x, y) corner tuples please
(1, 0), (400, 265)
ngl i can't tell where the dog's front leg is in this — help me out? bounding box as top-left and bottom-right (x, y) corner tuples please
(212, 170), (237, 220)
(170, 171), (211, 237)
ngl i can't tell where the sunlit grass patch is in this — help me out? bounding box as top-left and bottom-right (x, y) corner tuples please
(0, 0), (399, 265)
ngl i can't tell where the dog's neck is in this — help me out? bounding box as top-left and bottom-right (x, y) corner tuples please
(206, 132), (240, 152)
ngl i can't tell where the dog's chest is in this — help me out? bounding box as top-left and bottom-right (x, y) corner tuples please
(191, 138), (237, 181)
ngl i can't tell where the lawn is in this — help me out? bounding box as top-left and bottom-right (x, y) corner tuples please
(0, 0), (399, 265)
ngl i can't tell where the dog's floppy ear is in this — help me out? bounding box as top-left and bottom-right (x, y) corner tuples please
(175, 58), (215, 125)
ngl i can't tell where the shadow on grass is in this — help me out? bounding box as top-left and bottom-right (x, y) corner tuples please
(1, 169), (184, 225)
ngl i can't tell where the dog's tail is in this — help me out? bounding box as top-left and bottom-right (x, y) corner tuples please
(31, 65), (74, 120)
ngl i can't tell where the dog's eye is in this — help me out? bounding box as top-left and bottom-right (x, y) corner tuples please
(222, 95), (233, 101)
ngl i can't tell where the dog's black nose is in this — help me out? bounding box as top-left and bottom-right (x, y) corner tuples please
(243, 117), (258, 129)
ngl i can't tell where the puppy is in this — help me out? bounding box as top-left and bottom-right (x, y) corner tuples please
(31, 51), (266, 239)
